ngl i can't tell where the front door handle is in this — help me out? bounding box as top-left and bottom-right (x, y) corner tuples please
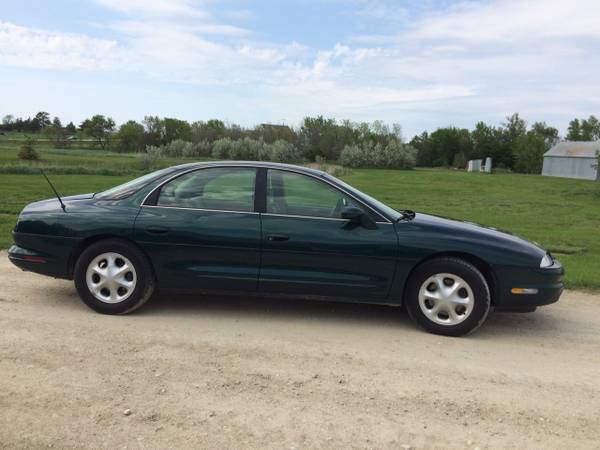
(267, 234), (289, 242)
(146, 226), (170, 235)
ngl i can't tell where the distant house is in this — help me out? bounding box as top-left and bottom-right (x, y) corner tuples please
(542, 141), (599, 181)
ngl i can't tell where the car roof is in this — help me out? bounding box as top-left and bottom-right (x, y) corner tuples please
(169, 161), (328, 178)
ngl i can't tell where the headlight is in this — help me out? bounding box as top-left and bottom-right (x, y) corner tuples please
(540, 253), (553, 268)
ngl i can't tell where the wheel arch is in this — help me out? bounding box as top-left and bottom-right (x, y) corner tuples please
(68, 234), (156, 280)
(403, 251), (499, 306)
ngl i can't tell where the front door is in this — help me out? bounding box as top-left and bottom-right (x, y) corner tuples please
(134, 167), (261, 292)
(259, 169), (398, 300)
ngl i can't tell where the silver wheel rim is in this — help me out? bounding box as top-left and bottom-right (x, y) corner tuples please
(418, 273), (475, 326)
(85, 252), (137, 304)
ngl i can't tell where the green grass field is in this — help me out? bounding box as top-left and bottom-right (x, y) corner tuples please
(1, 134), (599, 290)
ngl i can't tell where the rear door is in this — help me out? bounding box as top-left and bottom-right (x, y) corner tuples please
(258, 169), (398, 300)
(134, 167), (261, 292)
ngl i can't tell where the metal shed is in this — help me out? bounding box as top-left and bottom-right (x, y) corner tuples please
(542, 141), (599, 181)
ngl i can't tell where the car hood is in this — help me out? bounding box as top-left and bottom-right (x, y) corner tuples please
(409, 212), (546, 258)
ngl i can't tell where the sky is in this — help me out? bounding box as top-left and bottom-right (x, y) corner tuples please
(1, 0), (600, 139)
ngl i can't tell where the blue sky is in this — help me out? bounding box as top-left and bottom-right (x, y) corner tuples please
(1, 0), (599, 138)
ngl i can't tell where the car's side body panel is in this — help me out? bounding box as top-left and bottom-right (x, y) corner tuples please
(10, 196), (140, 279)
(133, 206), (261, 292)
(387, 214), (563, 307)
(258, 215), (398, 299)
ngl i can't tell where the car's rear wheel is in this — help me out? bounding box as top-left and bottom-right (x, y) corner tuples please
(74, 239), (155, 314)
(405, 257), (490, 336)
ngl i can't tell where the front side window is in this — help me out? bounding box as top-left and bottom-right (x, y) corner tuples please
(157, 168), (256, 212)
(267, 170), (363, 218)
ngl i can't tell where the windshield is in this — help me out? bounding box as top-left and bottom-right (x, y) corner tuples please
(325, 174), (403, 221)
(96, 167), (179, 200)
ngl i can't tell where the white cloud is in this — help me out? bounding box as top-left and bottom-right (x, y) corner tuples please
(410, 0), (600, 42)
(0, 21), (123, 71)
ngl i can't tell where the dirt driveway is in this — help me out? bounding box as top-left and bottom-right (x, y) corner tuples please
(1, 252), (599, 449)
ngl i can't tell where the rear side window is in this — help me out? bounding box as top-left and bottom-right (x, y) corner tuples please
(157, 168), (256, 212)
(266, 169), (362, 218)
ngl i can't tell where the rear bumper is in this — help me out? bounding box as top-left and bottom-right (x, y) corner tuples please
(495, 262), (564, 311)
(8, 233), (75, 279)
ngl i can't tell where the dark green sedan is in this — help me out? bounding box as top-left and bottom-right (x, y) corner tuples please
(8, 162), (564, 336)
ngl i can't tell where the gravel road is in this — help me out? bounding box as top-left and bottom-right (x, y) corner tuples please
(1, 252), (599, 449)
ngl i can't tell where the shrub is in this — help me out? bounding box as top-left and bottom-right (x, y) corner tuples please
(212, 137), (301, 163)
(340, 141), (416, 169)
(182, 140), (212, 158)
(18, 138), (40, 161)
(161, 139), (187, 157)
(264, 140), (300, 163)
(139, 146), (163, 170)
(230, 137), (263, 160)
(212, 137), (234, 159)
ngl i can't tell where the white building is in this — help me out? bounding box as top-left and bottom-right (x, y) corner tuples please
(542, 141), (599, 181)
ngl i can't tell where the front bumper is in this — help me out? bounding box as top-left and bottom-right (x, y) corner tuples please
(494, 261), (564, 311)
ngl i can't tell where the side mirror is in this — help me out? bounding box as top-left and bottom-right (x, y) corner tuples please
(341, 206), (377, 229)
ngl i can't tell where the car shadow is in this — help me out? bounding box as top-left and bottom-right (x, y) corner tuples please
(38, 283), (566, 339)
(136, 291), (565, 339)
(142, 292), (413, 329)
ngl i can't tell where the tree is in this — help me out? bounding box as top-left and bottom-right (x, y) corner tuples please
(513, 132), (547, 174)
(566, 119), (582, 140)
(581, 116), (600, 140)
(80, 115), (115, 149)
(190, 119), (227, 143)
(142, 116), (164, 146)
(65, 122), (77, 134)
(428, 127), (473, 167)
(502, 113), (527, 141)
(299, 116), (356, 161)
(44, 116), (69, 148)
(410, 132), (433, 167)
(531, 122), (559, 147)
(163, 118), (191, 143)
(115, 120), (146, 152)
(566, 115), (600, 141)
(252, 123), (297, 144)
(33, 111), (51, 131)
(2, 114), (14, 124)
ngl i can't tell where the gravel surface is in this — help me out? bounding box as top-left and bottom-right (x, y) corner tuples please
(1, 252), (599, 449)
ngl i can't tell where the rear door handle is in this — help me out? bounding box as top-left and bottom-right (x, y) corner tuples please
(146, 226), (170, 235)
(267, 234), (289, 242)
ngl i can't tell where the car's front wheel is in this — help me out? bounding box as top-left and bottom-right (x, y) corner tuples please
(405, 257), (491, 336)
(74, 239), (155, 314)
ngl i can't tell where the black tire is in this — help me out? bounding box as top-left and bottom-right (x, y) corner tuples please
(404, 257), (490, 337)
(74, 238), (155, 314)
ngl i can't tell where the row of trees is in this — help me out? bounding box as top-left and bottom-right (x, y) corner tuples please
(410, 114), (599, 173)
(2, 111), (599, 172)
(2, 112), (404, 162)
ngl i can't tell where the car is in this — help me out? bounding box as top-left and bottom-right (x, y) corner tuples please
(8, 161), (564, 336)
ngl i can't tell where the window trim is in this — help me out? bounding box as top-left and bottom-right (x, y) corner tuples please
(143, 166), (258, 213)
(140, 164), (391, 223)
